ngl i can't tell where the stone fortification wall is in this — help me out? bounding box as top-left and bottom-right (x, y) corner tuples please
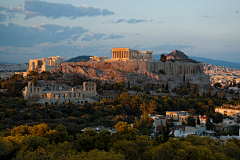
(62, 60), (203, 76)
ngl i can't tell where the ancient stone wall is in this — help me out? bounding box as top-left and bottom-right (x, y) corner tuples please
(62, 60), (203, 76)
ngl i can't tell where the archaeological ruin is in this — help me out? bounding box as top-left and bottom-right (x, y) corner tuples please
(22, 81), (99, 105)
(29, 56), (66, 72)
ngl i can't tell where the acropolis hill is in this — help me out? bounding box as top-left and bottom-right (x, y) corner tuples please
(64, 48), (203, 75)
(53, 48), (210, 89)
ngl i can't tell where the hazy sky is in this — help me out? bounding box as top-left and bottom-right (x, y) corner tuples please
(0, 0), (240, 63)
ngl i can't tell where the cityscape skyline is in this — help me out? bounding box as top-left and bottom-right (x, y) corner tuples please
(0, 0), (240, 63)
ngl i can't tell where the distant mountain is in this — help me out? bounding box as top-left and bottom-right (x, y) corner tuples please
(189, 56), (240, 69)
(67, 55), (91, 62)
(152, 54), (240, 69)
(0, 62), (16, 64)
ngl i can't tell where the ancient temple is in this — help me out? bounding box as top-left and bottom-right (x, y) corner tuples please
(111, 47), (152, 60)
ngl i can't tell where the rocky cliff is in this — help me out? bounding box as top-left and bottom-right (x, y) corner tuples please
(54, 63), (210, 89)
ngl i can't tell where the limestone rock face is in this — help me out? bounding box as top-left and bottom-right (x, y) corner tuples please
(55, 62), (210, 90)
(166, 50), (198, 63)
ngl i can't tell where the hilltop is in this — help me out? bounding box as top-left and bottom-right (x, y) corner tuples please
(165, 50), (199, 63)
(67, 55), (91, 62)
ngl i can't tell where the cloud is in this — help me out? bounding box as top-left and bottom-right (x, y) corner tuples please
(0, 5), (6, 11)
(103, 34), (124, 40)
(224, 45), (238, 48)
(0, 23), (88, 47)
(7, 1), (114, 19)
(111, 19), (147, 24)
(134, 45), (142, 48)
(158, 21), (162, 23)
(0, 14), (6, 22)
(236, 10), (239, 13)
(102, 9), (114, 16)
(141, 44), (195, 51)
(0, 13), (16, 22)
(134, 33), (140, 35)
(126, 19), (146, 23)
(198, 15), (213, 18)
(41, 45), (103, 58)
(112, 19), (126, 23)
(81, 32), (106, 42)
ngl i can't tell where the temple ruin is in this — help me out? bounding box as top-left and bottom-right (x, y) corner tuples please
(111, 48), (153, 60)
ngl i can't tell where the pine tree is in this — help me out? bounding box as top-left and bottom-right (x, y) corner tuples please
(160, 54), (166, 62)
(83, 75), (86, 82)
(166, 82), (168, 90)
(207, 87), (211, 97)
(197, 115), (200, 125)
(183, 72), (185, 82)
(127, 81), (130, 89)
(222, 92), (226, 100)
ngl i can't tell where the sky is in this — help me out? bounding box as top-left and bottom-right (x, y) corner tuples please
(0, 0), (240, 63)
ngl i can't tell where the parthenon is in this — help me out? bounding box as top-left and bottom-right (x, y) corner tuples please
(111, 47), (153, 60)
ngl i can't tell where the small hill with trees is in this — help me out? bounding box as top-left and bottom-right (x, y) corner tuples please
(67, 55), (91, 62)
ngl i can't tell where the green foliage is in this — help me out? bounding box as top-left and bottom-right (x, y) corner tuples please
(160, 54), (166, 62)
(131, 86), (142, 91)
(1, 81), (7, 89)
(214, 83), (222, 89)
(2, 74), (240, 159)
(159, 69), (166, 74)
(29, 70), (38, 76)
(31, 79), (37, 84)
(133, 112), (154, 135)
(187, 115), (196, 126)
(115, 122), (132, 134)
(53, 124), (73, 143)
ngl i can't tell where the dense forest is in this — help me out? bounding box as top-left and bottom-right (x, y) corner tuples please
(1, 74), (240, 159)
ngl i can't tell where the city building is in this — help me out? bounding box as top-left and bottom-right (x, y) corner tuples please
(215, 118), (240, 132)
(166, 111), (189, 121)
(215, 107), (240, 116)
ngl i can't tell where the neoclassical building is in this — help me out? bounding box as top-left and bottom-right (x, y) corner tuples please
(22, 81), (99, 105)
(111, 47), (153, 60)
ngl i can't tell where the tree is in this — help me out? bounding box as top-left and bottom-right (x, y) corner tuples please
(207, 87), (211, 97)
(111, 139), (139, 160)
(187, 80), (190, 89)
(183, 72), (185, 82)
(83, 75), (86, 82)
(115, 122), (132, 134)
(160, 54), (166, 62)
(127, 81), (130, 89)
(147, 100), (157, 115)
(159, 69), (166, 74)
(53, 124), (73, 143)
(214, 83), (222, 89)
(76, 129), (98, 152)
(133, 112), (154, 135)
(31, 79), (37, 84)
(166, 82), (168, 90)
(150, 83), (153, 90)
(206, 118), (215, 130)
(1, 81), (7, 89)
(187, 116), (196, 126)
(197, 115), (200, 125)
